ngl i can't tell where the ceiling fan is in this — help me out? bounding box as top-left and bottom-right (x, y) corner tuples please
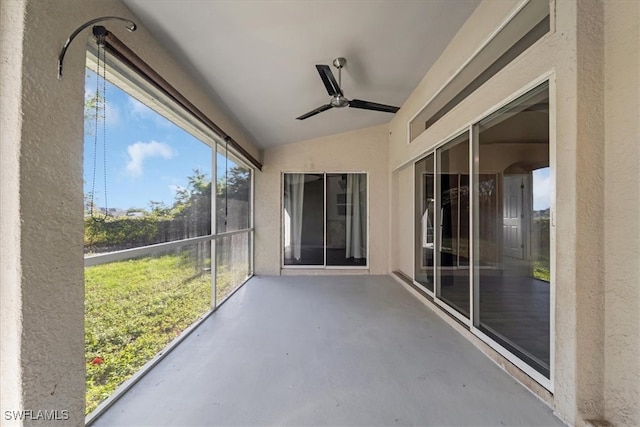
(296, 57), (400, 120)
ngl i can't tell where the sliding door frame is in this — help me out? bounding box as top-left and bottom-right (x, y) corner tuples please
(281, 171), (370, 270)
(432, 130), (473, 326)
(410, 72), (556, 392)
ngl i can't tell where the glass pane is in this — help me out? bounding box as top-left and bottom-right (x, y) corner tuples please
(85, 243), (211, 413)
(216, 232), (250, 303)
(415, 154), (435, 291)
(83, 69), (212, 255)
(436, 133), (470, 318)
(475, 81), (550, 377)
(283, 174), (325, 266)
(326, 173), (367, 266)
(216, 147), (251, 233)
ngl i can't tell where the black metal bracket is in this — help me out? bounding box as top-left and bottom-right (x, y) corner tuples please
(57, 16), (136, 79)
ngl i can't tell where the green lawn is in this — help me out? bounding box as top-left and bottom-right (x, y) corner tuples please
(534, 256), (551, 282)
(215, 264), (249, 303)
(84, 252), (211, 414)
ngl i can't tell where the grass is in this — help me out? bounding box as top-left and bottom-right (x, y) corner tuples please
(84, 251), (212, 414)
(215, 264), (249, 303)
(534, 255), (551, 282)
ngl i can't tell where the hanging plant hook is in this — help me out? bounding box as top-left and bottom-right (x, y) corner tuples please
(57, 16), (136, 79)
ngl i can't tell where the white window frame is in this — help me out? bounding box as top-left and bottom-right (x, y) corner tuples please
(281, 171), (370, 271)
(408, 73), (556, 392)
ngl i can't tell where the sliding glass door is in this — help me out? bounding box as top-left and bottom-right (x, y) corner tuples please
(474, 81), (551, 378)
(436, 133), (470, 319)
(326, 174), (368, 266)
(414, 154), (434, 291)
(283, 173), (367, 268)
(413, 80), (552, 384)
(283, 174), (324, 266)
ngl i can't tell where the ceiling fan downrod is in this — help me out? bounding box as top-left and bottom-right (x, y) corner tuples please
(295, 56), (399, 120)
(330, 57), (349, 108)
(333, 57), (346, 88)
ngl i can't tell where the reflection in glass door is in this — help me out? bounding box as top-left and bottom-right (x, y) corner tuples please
(413, 81), (552, 382)
(326, 174), (368, 266)
(474, 81), (551, 378)
(415, 154), (434, 292)
(283, 173), (367, 267)
(435, 133), (470, 318)
(283, 174), (324, 266)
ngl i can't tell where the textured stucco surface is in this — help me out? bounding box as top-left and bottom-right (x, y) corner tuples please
(1, 1), (87, 424)
(0, 0), (27, 419)
(387, 0), (639, 425)
(574, 1), (606, 422)
(0, 1), (260, 425)
(387, 8), (581, 420)
(395, 165), (414, 277)
(255, 124), (390, 276)
(1, 0), (638, 425)
(603, 1), (640, 425)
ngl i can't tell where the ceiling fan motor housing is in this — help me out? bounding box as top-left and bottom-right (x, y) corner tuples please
(295, 56), (399, 120)
(330, 95), (349, 108)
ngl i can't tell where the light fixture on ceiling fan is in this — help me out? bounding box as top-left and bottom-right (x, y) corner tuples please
(296, 57), (400, 120)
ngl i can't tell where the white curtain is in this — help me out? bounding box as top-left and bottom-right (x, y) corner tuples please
(422, 198), (434, 248)
(346, 174), (367, 259)
(284, 174), (305, 260)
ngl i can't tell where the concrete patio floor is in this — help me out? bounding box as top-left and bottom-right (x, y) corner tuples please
(92, 275), (564, 426)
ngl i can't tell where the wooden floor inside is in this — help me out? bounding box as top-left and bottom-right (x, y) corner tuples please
(421, 267), (550, 377)
(478, 273), (550, 375)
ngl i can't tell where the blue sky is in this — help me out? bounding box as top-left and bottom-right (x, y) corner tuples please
(84, 70), (215, 210)
(533, 167), (551, 211)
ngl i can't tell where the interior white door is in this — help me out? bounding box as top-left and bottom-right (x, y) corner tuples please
(503, 175), (524, 259)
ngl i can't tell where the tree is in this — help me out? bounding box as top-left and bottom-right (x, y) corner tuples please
(173, 168), (211, 215)
(225, 166), (250, 201)
(148, 201), (172, 217)
(84, 190), (96, 216)
(171, 169), (212, 238)
(216, 166), (250, 231)
(84, 92), (105, 137)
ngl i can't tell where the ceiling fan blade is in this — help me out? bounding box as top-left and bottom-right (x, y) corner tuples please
(296, 104), (333, 120)
(316, 65), (343, 97)
(349, 99), (399, 113)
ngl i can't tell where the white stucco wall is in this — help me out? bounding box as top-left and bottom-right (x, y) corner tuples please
(603, 1), (640, 425)
(395, 165), (414, 277)
(387, 0), (639, 425)
(1, 0), (28, 420)
(1, 0), (637, 425)
(0, 0), (260, 425)
(255, 124), (390, 276)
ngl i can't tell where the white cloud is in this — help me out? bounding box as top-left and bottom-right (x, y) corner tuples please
(105, 102), (120, 127)
(125, 141), (175, 177)
(128, 97), (173, 127)
(128, 97), (152, 119)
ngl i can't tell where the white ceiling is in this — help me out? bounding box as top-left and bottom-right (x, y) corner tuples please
(123, 0), (480, 150)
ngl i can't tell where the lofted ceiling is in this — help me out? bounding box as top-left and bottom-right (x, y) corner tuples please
(123, 0), (480, 150)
